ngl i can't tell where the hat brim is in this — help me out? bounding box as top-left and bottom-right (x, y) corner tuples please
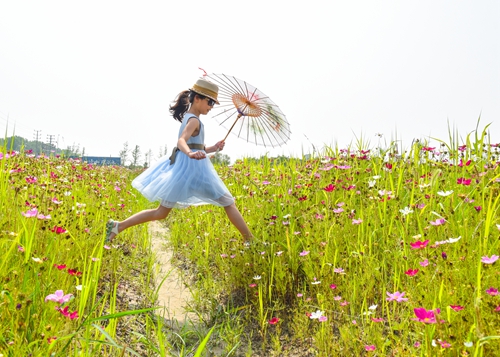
(190, 87), (220, 105)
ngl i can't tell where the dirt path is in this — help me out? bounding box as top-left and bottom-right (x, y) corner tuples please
(149, 221), (196, 325)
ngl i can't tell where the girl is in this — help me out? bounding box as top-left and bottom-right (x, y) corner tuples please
(105, 78), (253, 243)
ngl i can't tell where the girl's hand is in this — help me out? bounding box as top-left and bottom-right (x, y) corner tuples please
(215, 141), (225, 151)
(188, 151), (206, 160)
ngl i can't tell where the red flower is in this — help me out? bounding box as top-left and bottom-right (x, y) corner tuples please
(68, 269), (82, 277)
(405, 269), (419, 276)
(53, 264), (67, 270)
(450, 305), (464, 311)
(58, 306), (79, 320)
(268, 317), (279, 325)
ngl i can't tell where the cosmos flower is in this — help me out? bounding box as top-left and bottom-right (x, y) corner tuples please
(481, 255), (499, 264)
(386, 291), (408, 302)
(45, 290), (73, 304)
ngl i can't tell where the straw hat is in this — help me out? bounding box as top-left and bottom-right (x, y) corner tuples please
(190, 78), (220, 104)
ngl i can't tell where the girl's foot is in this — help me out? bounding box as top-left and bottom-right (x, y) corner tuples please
(105, 220), (119, 242)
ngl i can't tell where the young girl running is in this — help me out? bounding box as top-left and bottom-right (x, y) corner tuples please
(105, 78), (253, 242)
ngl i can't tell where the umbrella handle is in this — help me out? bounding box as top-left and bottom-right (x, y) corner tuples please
(222, 113), (243, 142)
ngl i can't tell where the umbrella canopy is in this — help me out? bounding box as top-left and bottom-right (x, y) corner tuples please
(205, 73), (291, 148)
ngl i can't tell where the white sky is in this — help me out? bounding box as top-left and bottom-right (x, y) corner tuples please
(1, 1), (499, 163)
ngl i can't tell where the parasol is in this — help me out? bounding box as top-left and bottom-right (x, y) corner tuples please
(205, 73), (291, 148)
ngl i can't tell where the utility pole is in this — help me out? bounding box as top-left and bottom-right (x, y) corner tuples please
(47, 134), (56, 152)
(33, 130), (42, 154)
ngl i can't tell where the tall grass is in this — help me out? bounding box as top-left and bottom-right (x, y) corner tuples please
(1, 123), (499, 356)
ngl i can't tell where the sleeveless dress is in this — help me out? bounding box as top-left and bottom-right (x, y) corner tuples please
(131, 113), (235, 209)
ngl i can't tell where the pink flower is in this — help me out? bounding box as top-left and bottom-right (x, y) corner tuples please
(333, 207), (344, 214)
(268, 317), (279, 325)
(371, 317), (384, 322)
(439, 340), (451, 348)
(249, 283), (257, 288)
(430, 219), (446, 226)
(412, 308), (440, 324)
(299, 250), (309, 256)
(481, 255), (499, 264)
(45, 290), (73, 304)
(410, 240), (429, 249)
(495, 305), (500, 312)
(352, 218), (363, 225)
(318, 315), (328, 322)
(450, 305), (464, 311)
(329, 284), (337, 289)
(405, 269), (419, 276)
(365, 345), (376, 351)
(22, 208), (39, 218)
(486, 287), (499, 296)
(386, 291), (408, 302)
(419, 259), (429, 267)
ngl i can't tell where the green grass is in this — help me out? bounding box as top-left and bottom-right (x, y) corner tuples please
(1, 123), (500, 356)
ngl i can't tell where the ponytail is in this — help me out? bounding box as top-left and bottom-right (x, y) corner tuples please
(169, 90), (198, 122)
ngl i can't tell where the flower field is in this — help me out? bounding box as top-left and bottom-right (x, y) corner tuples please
(1, 126), (500, 356)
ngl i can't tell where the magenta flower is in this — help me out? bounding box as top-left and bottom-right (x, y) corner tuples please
(439, 340), (451, 348)
(365, 345), (376, 351)
(481, 255), (499, 264)
(410, 240), (429, 249)
(450, 305), (464, 311)
(51, 226), (67, 234)
(58, 306), (79, 320)
(386, 291), (408, 302)
(405, 269), (419, 276)
(412, 308), (440, 324)
(323, 184), (335, 192)
(329, 284), (337, 290)
(45, 290), (73, 304)
(457, 177), (472, 185)
(486, 287), (499, 296)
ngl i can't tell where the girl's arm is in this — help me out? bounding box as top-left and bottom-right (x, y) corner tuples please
(177, 119), (206, 160)
(205, 141), (225, 154)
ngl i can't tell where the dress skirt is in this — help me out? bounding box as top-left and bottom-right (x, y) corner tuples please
(131, 149), (234, 209)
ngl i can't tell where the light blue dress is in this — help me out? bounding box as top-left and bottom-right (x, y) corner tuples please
(131, 113), (234, 209)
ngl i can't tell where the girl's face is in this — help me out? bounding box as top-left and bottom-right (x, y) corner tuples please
(196, 95), (215, 115)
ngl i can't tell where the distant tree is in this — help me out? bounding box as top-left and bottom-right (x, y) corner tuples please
(144, 149), (153, 167)
(210, 152), (231, 166)
(119, 142), (130, 166)
(158, 145), (169, 158)
(131, 145), (141, 168)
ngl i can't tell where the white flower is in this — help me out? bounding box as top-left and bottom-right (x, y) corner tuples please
(372, 175), (381, 180)
(310, 310), (325, 319)
(464, 341), (473, 348)
(31, 257), (42, 263)
(253, 275), (262, 280)
(496, 224), (500, 231)
(283, 214), (291, 219)
(431, 339), (437, 347)
(399, 207), (413, 216)
(447, 236), (461, 243)
(368, 180), (376, 188)
(437, 190), (454, 197)
(75, 285), (83, 291)
(368, 304), (378, 310)
(64, 191), (72, 196)
(419, 183), (431, 188)
(311, 281), (321, 285)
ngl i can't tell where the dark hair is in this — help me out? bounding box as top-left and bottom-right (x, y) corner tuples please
(169, 90), (206, 122)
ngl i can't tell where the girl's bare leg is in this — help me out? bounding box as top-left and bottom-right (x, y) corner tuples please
(224, 203), (253, 240)
(108, 205), (171, 240)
